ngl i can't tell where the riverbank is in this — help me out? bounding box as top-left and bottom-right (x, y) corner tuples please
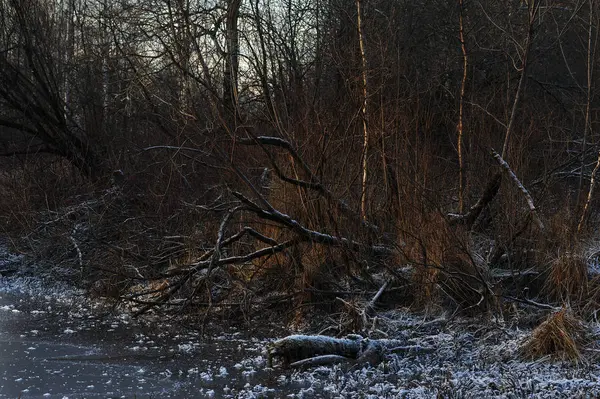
(2, 244), (600, 398)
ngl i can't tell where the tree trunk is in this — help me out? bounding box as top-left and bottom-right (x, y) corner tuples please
(501, 2), (538, 159)
(223, 0), (241, 115)
(576, 0), (597, 228)
(356, 0), (369, 221)
(457, 0), (468, 214)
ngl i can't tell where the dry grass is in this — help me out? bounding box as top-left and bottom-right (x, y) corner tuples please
(401, 212), (496, 313)
(401, 212), (452, 307)
(533, 209), (588, 303)
(582, 275), (600, 318)
(521, 307), (589, 361)
(438, 253), (497, 314)
(543, 251), (588, 303)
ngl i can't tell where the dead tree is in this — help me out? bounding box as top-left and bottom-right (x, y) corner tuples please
(124, 137), (395, 316)
(267, 334), (405, 368)
(0, 0), (106, 180)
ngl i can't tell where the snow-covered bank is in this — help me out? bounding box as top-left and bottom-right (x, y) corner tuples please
(2, 242), (600, 398)
(266, 317), (600, 398)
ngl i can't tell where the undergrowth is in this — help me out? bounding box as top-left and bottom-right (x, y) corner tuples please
(2, 147), (600, 364)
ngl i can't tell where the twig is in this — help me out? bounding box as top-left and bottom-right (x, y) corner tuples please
(161, 239), (302, 276)
(142, 145), (210, 156)
(232, 191), (393, 256)
(502, 295), (559, 311)
(207, 206), (244, 275)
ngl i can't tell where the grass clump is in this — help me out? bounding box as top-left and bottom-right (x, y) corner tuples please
(521, 307), (589, 362)
(543, 250), (588, 303)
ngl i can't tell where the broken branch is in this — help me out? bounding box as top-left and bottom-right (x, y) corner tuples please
(492, 150), (545, 231)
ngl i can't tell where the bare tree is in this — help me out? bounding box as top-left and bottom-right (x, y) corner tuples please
(0, 0), (106, 179)
(457, 0), (468, 213)
(356, 0), (369, 221)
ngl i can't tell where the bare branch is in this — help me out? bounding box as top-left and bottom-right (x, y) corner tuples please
(492, 149), (545, 231)
(238, 135), (380, 233)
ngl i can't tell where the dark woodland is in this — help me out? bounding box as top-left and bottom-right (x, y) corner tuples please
(1, 0), (600, 355)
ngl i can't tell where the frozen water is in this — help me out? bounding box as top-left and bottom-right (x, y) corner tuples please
(2, 243), (600, 398)
(0, 281), (303, 398)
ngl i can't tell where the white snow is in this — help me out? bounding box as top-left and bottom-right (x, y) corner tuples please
(2, 243), (600, 398)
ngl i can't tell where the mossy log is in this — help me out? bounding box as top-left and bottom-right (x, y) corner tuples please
(267, 334), (403, 368)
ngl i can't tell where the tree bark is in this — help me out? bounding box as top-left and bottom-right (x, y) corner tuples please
(577, 0), (597, 232)
(501, 2), (538, 159)
(356, 0), (369, 221)
(268, 334), (404, 368)
(223, 0), (241, 115)
(457, 0), (468, 213)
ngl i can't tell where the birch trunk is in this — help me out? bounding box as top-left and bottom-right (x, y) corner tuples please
(577, 0), (597, 230)
(356, 0), (369, 220)
(224, 0), (241, 115)
(501, 2), (538, 159)
(457, 0), (468, 213)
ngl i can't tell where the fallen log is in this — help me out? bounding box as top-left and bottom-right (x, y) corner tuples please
(268, 334), (362, 367)
(267, 334), (403, 368)
(289, 355), (350, 368)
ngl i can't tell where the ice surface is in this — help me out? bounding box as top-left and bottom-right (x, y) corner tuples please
(2, 243), (600, 398)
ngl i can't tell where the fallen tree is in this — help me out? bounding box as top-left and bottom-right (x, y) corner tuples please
(267, 334), (406, 368)
(117, 137), (559, 323)
(120, 135), (398, 318)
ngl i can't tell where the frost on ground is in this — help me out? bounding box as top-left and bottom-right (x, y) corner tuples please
(2, 243), (600, 398)
(227, 313), (600, 399)
(0, 239), (87, 305)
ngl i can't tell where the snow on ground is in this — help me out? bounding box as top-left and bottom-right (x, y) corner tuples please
(2, 243), (600, 398)
(222, 319), (600, 399)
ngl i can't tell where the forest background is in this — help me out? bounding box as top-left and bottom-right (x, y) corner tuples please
(0, 0), (598, 332)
